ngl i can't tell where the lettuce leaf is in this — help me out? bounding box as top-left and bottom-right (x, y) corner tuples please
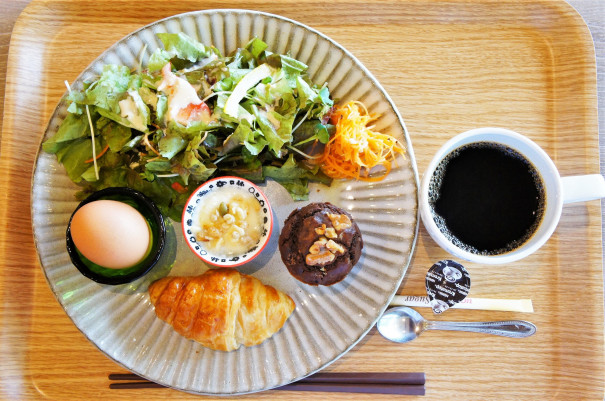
(280, 55), (308, 87)
(158, 133), (187, 159)
(263, 154), (330, 200)
(55, 137), (102, 183)
(42, 113), (90, 154)
(96, 117), (133, 152)
(44, 33), (337, 220)
(245, 37), (268, 59)
(148, 32), (212, 71)
(221, 120), (268, 156)
(85, 65), (131, 113)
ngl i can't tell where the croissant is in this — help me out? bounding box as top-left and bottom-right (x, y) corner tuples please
(148, 269), (295, 351)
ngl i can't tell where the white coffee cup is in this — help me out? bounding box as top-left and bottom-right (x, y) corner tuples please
(419, 127), (605, 264)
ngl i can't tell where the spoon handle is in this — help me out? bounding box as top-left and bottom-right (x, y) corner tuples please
(425, 320), (536, 338)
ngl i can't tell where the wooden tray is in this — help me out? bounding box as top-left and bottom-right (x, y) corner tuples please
(1, 0), (603, 399)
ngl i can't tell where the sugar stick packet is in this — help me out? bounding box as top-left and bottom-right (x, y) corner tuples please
(390, 295), (533, 313)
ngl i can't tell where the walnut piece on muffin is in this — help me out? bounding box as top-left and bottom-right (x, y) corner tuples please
(278, 202), (363, 286)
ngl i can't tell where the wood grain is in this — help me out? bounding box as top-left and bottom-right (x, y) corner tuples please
(1, 0), (604, 400)
(0, 0), (30, 125)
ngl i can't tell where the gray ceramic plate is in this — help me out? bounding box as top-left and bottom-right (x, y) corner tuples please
(31, 9), (419, 395)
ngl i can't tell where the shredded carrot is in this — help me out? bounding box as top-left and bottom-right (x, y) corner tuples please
(143, 133), (161, 156)
(316, 101), (405, 182)
(171, 182), (187, 194)
(85, 144), (110, 163)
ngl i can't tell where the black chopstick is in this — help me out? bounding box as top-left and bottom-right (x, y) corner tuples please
(109, 372), (426, 395)
(109, 373), (150, 381)
(110, 381), (165, 389)
(300, 372), (425, 384)
(275, 382), (425, 395)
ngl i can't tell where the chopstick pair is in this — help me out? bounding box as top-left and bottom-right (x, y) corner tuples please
(274, 372), (425, 395)
(109, 371), (426, 395)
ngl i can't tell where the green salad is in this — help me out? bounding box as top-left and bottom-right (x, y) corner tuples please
(43, 33), (335, 221)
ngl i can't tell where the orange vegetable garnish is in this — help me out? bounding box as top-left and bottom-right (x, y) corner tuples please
(176, 102), (211, 124)
(85, 144), (110, 164)
(316, 101), (405, 182)
(171, 182), (187, 194)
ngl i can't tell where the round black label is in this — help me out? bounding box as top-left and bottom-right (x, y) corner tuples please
(425, 260), (471, 314)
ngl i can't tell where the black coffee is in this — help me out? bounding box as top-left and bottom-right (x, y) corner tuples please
(428, 142), (545, 255)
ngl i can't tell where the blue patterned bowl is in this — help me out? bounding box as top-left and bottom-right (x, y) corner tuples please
(182, 176), (273, 267)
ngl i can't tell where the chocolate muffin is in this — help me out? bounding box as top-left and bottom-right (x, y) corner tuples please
(279, 202), (363, 286)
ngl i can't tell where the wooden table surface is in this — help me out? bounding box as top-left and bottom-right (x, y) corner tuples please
(1, 0), (604, 400)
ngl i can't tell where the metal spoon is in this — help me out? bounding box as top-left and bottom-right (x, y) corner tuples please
(377, 306), (536, 343)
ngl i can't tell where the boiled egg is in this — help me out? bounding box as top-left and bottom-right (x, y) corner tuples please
(69, 200), (151, 269)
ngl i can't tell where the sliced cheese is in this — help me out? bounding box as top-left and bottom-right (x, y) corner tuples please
(224, 63), (273, 118)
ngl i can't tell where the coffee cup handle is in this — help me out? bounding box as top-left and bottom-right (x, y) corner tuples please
(561, 174), (605, 204)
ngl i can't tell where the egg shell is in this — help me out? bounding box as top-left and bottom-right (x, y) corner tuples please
(69, 200), (151, 269)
